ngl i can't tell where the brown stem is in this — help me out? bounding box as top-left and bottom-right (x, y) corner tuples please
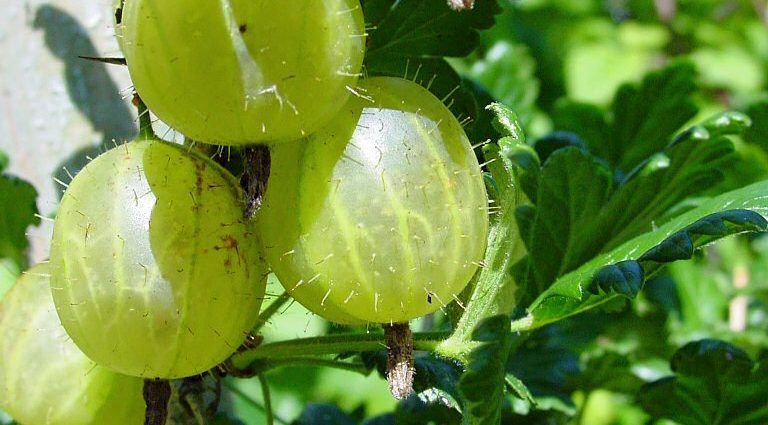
(384, 322), (414, 399)
(240, 145), (271, 219)
(143, 379), (171, 425)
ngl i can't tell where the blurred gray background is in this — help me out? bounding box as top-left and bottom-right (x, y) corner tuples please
(0, 0), (137, 262)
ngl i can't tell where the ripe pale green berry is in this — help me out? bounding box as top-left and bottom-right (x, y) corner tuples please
(50, 140), (265, 379)
(258, 77), (489, 324)
(0, 263), (145, 425)
(122, 0), (365, 145)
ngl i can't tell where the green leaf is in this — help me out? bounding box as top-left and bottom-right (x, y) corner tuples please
(513, 147), (613, 302)
(0, 173), (40, 266)
(554, 61), (698, 172)
(363, 0), (498, 58)
(599, 112), (740, 251)
(514, 110), (742, 304)
(516, 179), (768, 331)
(506, 329), (579, 412)
(573, 351), (646, 394)
(362, 0), (500, 134)
(459, 315), (512, 425)
(392, 395), (461, 425)
(292, 403), (358, 425)
(532, 131), (586, 164)
(744, 100), (768, 152)
(639, 339), (768, 425)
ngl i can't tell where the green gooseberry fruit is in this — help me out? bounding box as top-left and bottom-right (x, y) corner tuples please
(121, 0), (366, 144)
(50, 139), (266, 378)
(0, 263), (146, 425)
(258, 77), (489, 324)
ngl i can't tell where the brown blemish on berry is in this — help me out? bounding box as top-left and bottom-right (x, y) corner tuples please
(215, 235), (242, 267)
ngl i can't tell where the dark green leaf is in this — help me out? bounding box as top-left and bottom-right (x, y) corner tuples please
(363, 0), (498, 58)
(459, 315), (512, 424)
(611, 62), (699, 172)
(553, 62), (698, 173)
(361, 414), (396, 425)
(744, 101), (768, 151)
(551, 102), (609, 159)
(516, 147), (613, 301)
(362, 0), (500, 135)
(640, 210), (767, 264)
(639, 339), (768, 425)
(587, 260), (643, 297)
(0, 174), (40, 265)
(599, 113), (736, 251)
(507, 329), (579, 404)
(638, 232), (694, 263)
(532, 131), (586, 163)
(573, 351), (645, 394)
(393, 395), (461, 425)
(292, 403), (358, 425)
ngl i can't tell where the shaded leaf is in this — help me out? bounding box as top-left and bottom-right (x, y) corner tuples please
(515, 147), (613, 301)
(459, 315), (512, 424)
(573, 351), (645, 394)
(393, 393), (461, 425)
(639, 339), (768, 425)
(599, 112), (739, 250)
(364, 0), (498, 58)
(506, 328), (579, 410)
(292, 403), (357, 425)
(613, 62), (698, 171)
(744, 101), (768, 151)
(553, 62), (699, 172)
(362, 0), (500, 134)
(532, 132), (586, 164)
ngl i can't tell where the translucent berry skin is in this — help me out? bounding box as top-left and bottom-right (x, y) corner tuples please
(258, 77), (489, 324)
(0, 263), (145, 425)
(50, 140), (265, 379)
(122, 0), (365, 145)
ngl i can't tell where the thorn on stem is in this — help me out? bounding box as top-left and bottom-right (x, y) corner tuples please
(384, 322), (414, 399)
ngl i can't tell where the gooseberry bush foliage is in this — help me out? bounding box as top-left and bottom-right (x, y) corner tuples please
(3, 0), (768, 424)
